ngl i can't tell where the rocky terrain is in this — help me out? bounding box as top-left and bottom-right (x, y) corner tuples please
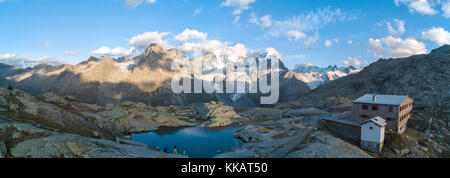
(0, 87), (246, 158)
(0, 87), (391, 158)
(276, 45), (450, 158)
(216, 107), (373, 158)
(293, 64), (360, 89)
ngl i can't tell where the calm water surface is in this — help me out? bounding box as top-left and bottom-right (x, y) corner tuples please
(131, 126), (243, 158)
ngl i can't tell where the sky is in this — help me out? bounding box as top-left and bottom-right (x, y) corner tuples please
(0, 0), (449, 69)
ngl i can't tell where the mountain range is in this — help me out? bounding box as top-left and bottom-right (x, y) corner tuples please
(292, 64), (360, 89)
(0, 44), (310, 108)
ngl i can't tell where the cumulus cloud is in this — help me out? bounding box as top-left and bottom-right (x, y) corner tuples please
(286, 30), (306, 41)
(221, 0), (256, 15)
(249, 13), (273, 27)
(125, 0), (156, 8)
(324, 40), (333, 48)
(368, 36), (427, 58)
(421, 27), (450, 46)
(64, 51), (76, 56)
(178, 40), (249, 58)
(264, 47), (282, 59)
(91, 47), (136, 57)
(368, 19), (427, 59)
(368, 38), (385, 58)
(128, 31), (171, 49)
(0, 54), (65, 68)
(342, 56), (368, 67)
(394, 0), (439, 15)
(91, 31), (171, 57)
(174, 29), (208, 41)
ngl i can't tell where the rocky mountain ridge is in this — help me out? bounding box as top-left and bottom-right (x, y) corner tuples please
(0, 44), (310, 108)
(293, 64), (360, 89)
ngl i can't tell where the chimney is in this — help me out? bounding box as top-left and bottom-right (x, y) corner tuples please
(372, 93), (377, 102)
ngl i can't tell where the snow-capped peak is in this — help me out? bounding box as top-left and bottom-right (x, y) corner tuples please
(293, 64), (360, 89)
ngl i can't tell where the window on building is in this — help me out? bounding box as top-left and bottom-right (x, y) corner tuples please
(361, 115), (369, 119)
(362, 105), (368, 110)
(389, 106), (393, 112)
(372, 106), (378, 111)
(369, 126), (373, 130)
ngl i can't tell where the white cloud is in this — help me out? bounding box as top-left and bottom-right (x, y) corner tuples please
(250, 7), (359, 37)
(442, 0), (450, 18)
(304, 32), (320, 50)
(91, 31), (170, 57)
(286, 31), (306, 41)
(422, 27), (450, 45)
(285, 54), (306, 60)
(395, 0), (438, 15)
(194, 7), (202, 16)
(178, 40), (249, 58)
(174, 29), (208, 41)
(91, 47), (136, 57)
(221, 0), (256, 15)
(368, 36), (427, 58)
(64, 51), (77, 56)
(258, 15), (274, 27)
(324, 40), (333, 48)
(368, 38), (385, 58)
(264, 47), (282, 59)
(43, 41), (53, 48)
(0, 54), (65, 68)
(368, 19), (427, 59)
(387, 19), (406, 37)
(125, 0), (156, 8)
(250, 7), (358, 50)
(342, 57), (364, 66)
(128, 31), (171, 49)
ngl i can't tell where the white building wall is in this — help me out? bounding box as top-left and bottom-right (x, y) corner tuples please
(361, 122), (382, 143)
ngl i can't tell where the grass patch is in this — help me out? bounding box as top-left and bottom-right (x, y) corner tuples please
(256, 127), (273, 133)
(271, 132), (290, 139)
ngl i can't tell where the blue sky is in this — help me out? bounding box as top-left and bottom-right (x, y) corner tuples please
(0, 0), (449, 69)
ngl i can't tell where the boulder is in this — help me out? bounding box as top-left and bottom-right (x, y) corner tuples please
(286, 131), (373, 158)
(0, 141), (6, 158)
(10, 134), (185, 158)
(284, 108), (328, 118)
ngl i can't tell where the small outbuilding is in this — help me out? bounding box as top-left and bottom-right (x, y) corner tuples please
(360, 116), (386, 152)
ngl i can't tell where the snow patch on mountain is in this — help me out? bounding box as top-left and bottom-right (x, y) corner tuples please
(293, 64), (360, 89)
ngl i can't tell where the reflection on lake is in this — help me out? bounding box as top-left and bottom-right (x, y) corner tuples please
(131, 127), (243, 158)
